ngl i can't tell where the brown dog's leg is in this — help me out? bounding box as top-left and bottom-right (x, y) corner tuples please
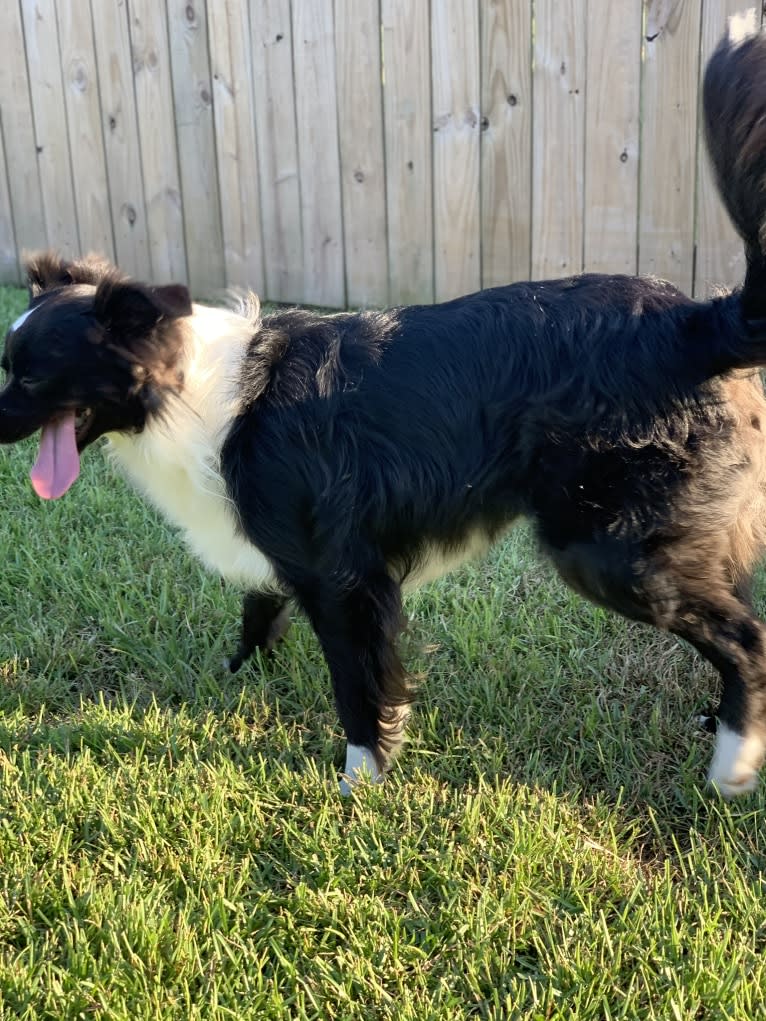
(669, 592), (766, 796)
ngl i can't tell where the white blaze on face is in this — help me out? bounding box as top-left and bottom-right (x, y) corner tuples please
(10, 304), (40, 333)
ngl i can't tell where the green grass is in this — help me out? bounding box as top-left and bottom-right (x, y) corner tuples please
(0, 284), (765, 1019)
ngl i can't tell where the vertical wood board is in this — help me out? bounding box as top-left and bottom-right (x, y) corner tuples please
(57, 0), (114, 257)
(90, 0), (150, 276)
(431, 0), (481, 301)
(0, 0), (46, 266)
(167, 0), (224, 294)
(583, 0), (641, 275)
(480, 0), (532, 286)
(0, 114), (19, 283)
(250, 0), (303, 303)
(639, 0), (703, 292)
(335, 0), (388, 307)
(21, 0), (79, 256)
(531, 0), (586, 278)
(128, 0), (187, 282)
(292, 0), (345, 308)
(381, 0), (434, 304)
(208, 0), (265, 291)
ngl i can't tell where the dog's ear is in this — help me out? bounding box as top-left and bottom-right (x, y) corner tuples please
(93, 276), (192, 384)
(94, 277), (192, 334)
(24, 251), (117, 298)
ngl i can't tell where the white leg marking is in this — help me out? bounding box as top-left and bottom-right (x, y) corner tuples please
(708, 722), (765, 797)
(339, 744), (382, 795)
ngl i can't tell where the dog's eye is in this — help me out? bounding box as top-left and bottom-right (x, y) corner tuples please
(17, 377), (48, 395)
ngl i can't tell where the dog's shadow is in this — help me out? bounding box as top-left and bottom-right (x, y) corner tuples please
(0, 522), (763, 861)
(0, 602), (751, 857)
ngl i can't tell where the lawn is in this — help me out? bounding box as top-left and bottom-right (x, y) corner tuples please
(0, 284), (764, 1019)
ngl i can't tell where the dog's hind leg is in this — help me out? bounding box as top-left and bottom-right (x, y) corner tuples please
(692, 576), (756, 738)
(296, 567), (411, 794)
(668, 594), (766, 797)
(225, 591), (290, 673)
(549, 536), (766, 795)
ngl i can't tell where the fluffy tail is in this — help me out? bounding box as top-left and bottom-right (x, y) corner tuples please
(704, 22), (766, 322)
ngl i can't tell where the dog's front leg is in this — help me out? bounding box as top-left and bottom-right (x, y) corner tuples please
(225, 591), (290, 673)
(297, 569), (411, 794)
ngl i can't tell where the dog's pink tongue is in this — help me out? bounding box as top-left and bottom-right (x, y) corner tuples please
(30, 413), (80, 499)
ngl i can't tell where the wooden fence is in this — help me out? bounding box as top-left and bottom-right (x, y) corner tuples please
(0, 1), (761, 306)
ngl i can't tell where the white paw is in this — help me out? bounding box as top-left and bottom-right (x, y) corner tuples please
(338, 744), (382, 795)
(708, 722), (764, 797)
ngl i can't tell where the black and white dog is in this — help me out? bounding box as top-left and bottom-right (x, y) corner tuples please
(3, 27), (766, 796)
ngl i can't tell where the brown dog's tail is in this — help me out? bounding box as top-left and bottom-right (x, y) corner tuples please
(704, 21), (766, 322)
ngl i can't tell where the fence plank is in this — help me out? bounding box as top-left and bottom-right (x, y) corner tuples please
(208, 0), (265, 292)
(480, 0), (532, 287)
(432, 0), (481, 301)
(90, 0), (149, 277)
(531, 0), (586, 279)
(639, 0), (702, 293)
(128, 0), (187, 283)
(335, 0), (388, 308)
(57, 0), (114, 258)
(167, 0), (224, 295)
(583, 0), (641, 275)
(694, 4), (756, 297)
(0, 115), (18, 283)
(292, 0), (345, 308)
(0, 1), (46, 271)
(381, 0), (433, 304)
(21, 0), (79, 257)
(250, 0), (303, 303)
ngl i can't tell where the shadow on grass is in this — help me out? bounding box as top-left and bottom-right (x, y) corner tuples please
(0, 478), (763, 867)
(0, 621), (761, 869)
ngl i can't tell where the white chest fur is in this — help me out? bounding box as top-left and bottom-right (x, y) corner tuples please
(107, 304), (279, 593)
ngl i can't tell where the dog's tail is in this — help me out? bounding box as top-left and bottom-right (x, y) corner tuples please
(704, 21), (766, 328)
